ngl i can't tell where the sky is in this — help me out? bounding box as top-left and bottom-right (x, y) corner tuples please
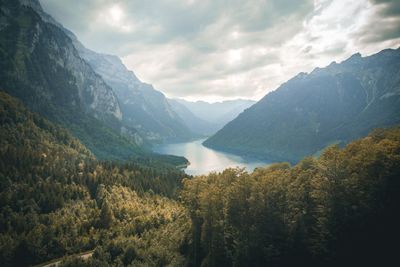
(39, 0), (400, 102)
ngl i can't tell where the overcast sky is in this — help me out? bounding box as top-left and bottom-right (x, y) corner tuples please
(39, 0), (400, 102)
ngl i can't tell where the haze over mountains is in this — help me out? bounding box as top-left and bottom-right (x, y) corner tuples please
(20, 0), (196, 144)
(0, 0), (198, 162)
(73, 41), (194, 144)
(1, 0), (256, 152)
(205, 48), (400, 162)
(1, 0), (399, 165)
(168, 99), (255, 136)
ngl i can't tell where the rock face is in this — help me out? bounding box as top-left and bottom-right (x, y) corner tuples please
(204, 48), (400, 163)
(14, 0), (122, 121)
(29, 3), (194, 143)
(75, 46), (194, 142)
(0, 0), (141, 159)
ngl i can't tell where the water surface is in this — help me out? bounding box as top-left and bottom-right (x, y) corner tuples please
(154, 139), (271, 175)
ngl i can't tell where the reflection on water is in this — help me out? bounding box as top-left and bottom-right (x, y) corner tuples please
(154, 139), (271, 176)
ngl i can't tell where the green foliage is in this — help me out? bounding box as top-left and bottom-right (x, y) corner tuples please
(99, 201), (114, 229)
(0, 92), (190, 266)
(183, 127), (400, 266)
(1, 86), (400, 267)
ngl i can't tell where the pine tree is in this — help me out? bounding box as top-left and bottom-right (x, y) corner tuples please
(100, 201), (114, 229)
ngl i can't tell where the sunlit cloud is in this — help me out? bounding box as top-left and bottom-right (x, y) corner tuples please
(96, 4), (132, 32)
(228, 49), (242, 65)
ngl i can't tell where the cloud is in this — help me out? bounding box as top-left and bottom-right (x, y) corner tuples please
(39, 0), (400, 102)
(371, 0), (400, 16)
(354, 0), (400, 44)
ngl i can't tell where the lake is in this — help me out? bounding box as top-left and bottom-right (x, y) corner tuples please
(154, 138), (271, 176)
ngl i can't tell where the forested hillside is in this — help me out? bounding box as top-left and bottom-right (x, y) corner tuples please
(184, 127), (400, 266)
(0, 92), (190, 266)
(1, 91), (399, 266)
(1, 1), (399, 267)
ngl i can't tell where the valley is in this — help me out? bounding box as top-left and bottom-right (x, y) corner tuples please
(1, 0), (400, 267)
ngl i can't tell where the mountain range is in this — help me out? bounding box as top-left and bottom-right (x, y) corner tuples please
(1, 1), (400, 266)
(168, 98), (256, 136)
(2, 0), (400, 166)
(204, 48), (400, 163)
(0, 0), (196, 161)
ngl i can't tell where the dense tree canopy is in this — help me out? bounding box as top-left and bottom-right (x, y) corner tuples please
(1, 91), (399, 266)
(0, 92), (190, 266)
(182, 127), (400, 266)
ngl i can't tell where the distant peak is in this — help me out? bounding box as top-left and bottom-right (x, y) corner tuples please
(344, 52), (362, 63)
(351, 52), (362, 58)
(296, 72), (308, 77)
(19, 0), (43, 12)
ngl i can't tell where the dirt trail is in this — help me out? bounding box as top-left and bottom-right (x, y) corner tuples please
(34, 251), (94, 267)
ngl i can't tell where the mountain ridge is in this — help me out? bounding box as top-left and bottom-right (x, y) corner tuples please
(204, 48), (400, 163)
(0, 0), (147, 160)
(28, 0), (195, 143)
(72, 38), (195, 143)
(167, 98), (220, 136)
(171, 98), (256, 135)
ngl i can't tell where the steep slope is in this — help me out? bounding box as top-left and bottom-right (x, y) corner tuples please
(0, 91), (94, 161)
(168, 98), (220, 136)
(0, 0), (142, 159)
(204, 48), (400, 163)
(72, 42), (195, 143)
(25, 0), (194, 144)
(0, 91), (189, 266)
(175, 99), (256, 130)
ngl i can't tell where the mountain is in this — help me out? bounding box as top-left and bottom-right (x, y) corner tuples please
(204, 48), (400, 163)
(173, 99), (256, 134)
(23, 0), (194, 143)
(0, 91), (94, 161)
(0, 0), (145, 159)
(71, 40), (194, 143)
(168, 99), (220, 136)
